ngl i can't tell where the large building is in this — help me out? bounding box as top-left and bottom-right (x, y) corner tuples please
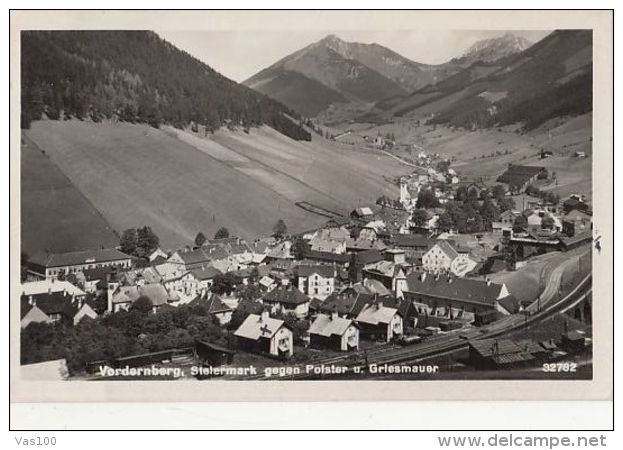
(27, 248), (132, 280)
(403, 272), (515, 319)
(234, 311), (293, 358)
(295, 265), (336, 300)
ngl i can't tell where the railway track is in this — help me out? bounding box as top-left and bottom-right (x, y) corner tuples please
(238, 273), (592, 380)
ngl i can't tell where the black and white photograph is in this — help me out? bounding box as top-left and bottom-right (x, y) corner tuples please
(9, 9), (613, 414)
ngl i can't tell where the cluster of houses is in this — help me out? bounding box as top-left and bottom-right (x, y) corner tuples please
(20, 156), (592, 364)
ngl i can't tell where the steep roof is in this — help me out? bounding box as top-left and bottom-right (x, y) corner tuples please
(433, 240), (459, 260)
(405, 273), (505, 307)
(234, 314), (286, 340)
(189, 294), (232, 314)
(356, 303), (399, 325)
(29, 248), (130, 268)
(393, 233), (431, 248)
(319, 291), (375, 317)
(191, 266), (222, 281)
(262, 286), (310, 305)
(309, 314), (355, 337)
(355, 249), (384, 266)
(497, 165), (545, 188)
(20, 292), (81, 320)
(296, 265), (335, 278)
(21, 280), (85, 297)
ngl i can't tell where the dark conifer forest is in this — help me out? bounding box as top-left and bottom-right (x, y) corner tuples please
(21, 31), (311, 140)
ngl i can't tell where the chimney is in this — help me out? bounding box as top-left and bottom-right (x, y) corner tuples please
(448, 277), (452, 284)
(261, 310), (269, 322)
(377, 301), (383, 310)
(63, 289), (67, 297)
(486, 278), (491, 286)
(421, 272), (427, 282)
(47, 287), (52, 295)
(331, 310), (338, 321)
(28, 295), (33, 305)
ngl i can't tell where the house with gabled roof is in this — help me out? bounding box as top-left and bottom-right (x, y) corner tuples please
(190, 266), (222, 292)
(188, 292), (233, 325)
(21, 292), (97, 327)
(355, 302), (403, 342)
(422, 240), (459, 273)
(106, 282), (173, 313)
(234, 311), (293, 358)
(261, 285), (310, 319)
(403, 272), (513, 319)
(295, 265), (336, 300)
(309, 312), (359, 351)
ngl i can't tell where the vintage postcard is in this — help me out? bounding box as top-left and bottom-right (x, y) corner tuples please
(9, 9), (613, 402)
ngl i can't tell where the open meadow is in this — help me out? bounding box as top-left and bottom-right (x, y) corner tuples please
(20, 135), (120, 255)
(23, 121), (410, 251)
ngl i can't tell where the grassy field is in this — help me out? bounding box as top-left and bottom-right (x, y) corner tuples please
(21, 135), (119, 255)
(334, 113), (592, 202)
(24, 121), (409, 250)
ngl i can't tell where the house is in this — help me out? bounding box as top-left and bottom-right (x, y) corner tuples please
(162, 271), (197, 296)
(261, 285), (311, 319)
(20, 292), (97, 327)
(26, 248), (132, 281)
(449, 251), (478, 278)
(295, 265), (336, 300)
(345, 237), (387, 253)
(562, 194), (589, 214)
(362, 260), (407, 298)
(496, 165), (547, 194)
(468, 338), (535, 370)
(234, 311), (293, 358)
(358, 220), (387, 241)
(562, 210), (592, 237)
(355, 302), (403, 342)
(258, 275), (276, 291)
(194, 340), (235, 367)
(190, 266), (222, 292)
(107, 282), (173, 313)
(309, 313), (359, 351)
(350, 206), (374, 220)
(309, 238), (346, 254)
(305, 250), (351, 267)
(524, 209), (562, 232)
(348, 249), (384, 283)
(148, 248), (169, 262)
(422, 241), (458, 273)
(492, 210), (520, 233)
(80, 266), (115, 293)
(188, 293), (233, 325)
(403, 272), (514, 319)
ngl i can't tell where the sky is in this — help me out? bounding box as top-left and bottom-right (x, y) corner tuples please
(156, 29), (551, 83)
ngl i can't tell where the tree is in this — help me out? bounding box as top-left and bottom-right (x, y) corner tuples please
(214, 227), (230, 239)
(437, 212), (455, 232)
(211, 273), (241, 296)
(455, 185), (468, 202)
(136, 226), (160, 258)
(120, 228), (138, 256)
(542, 216), (556, 230)
(492, 184), (507, 201)
(194, 232), (206, 247)
(412, 209), (429, 228)
(416, 190), (439, 209)
(273, 219), (288, 238)
(479, 199), (501, 229)
(498, 197), (516, 212)
(291, 237), (309, 260)
(514, 214), (528, 230)
(130, 296), (153, 314)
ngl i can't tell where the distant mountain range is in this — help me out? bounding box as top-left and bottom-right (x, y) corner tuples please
(20, 31), (311, 140)
(375, 29), (592, 130)
(244, 33), (538, 119)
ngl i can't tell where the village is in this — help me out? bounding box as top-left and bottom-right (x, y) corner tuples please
(19, 149), (594, 380)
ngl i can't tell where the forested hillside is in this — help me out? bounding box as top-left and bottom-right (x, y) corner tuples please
(20, 31), (311, 140)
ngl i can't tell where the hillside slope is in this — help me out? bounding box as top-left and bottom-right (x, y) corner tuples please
(20, 31), (310, 140)
(21, 135), (120, 255)
(24, 121), (407, 249)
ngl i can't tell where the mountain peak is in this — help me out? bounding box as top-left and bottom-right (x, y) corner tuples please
(461, 33), (533, 62)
